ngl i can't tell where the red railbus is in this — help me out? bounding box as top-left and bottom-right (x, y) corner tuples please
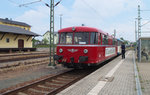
(54, 26), (118, 68)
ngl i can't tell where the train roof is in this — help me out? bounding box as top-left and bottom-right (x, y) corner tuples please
(58, 26), (108, 35)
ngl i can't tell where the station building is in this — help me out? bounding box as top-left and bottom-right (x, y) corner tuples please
(0, 18), (39, 52)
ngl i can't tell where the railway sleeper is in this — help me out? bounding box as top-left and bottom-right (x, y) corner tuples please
(61, 75), (76, 79)
(56, 77), (74, 81)
(28, 88), (49, 94)
(45, 82), (64, 87)
(17, 92), (28, 95)
(51, 79), (68, 84)
(37, 85), (54, 90)
(33, 86), (53, 92)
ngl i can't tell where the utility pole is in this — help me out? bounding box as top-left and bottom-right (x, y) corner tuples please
(137, 5), (141, 62)
(138, 5), (141, 39)
(60, 14), (62, 29)
(18, 0), (62, 67)
(114, 29), (116, 38)
(135, 21), (137, 42)
(49, 0), (62, 67)
(49, 0), (55, 67)
(135, 21), (137, 53)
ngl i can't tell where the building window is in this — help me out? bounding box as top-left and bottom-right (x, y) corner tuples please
(6, 38), (9, 43)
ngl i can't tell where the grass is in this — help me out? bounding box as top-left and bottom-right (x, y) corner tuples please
(33, 44), (56, 48)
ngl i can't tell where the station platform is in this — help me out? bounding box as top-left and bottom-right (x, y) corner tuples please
(57, 51), (137, 95)
(137, 61), (150, 95)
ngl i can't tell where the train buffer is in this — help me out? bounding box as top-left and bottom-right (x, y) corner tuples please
(57, 50), (147, 95)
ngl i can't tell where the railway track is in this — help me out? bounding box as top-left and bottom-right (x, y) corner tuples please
(0, 57), (49, 70)
(0, 53), (51, 63)
(1, 68), (96, 95)
(0, 52), (49, 57)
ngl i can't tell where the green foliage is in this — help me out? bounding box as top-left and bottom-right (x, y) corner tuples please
(32, 38), (40, 47)
(120, 37), (129, 45)
(42, 38), (49, 44)
(33, 44), (56, 48)
(120, 37), (124, 41)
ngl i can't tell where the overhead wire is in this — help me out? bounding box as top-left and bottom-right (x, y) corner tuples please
(81, 0), (101, 17)
(7, 0), (50, 16)
(7, 0), (37, 10)
(19, 0), (42, 7)
(81, 0), (104, 28)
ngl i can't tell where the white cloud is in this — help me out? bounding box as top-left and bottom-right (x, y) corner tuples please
(15, 6), (50, 37)
(15, 0), (146, 41)
(103, 22), (135, 41)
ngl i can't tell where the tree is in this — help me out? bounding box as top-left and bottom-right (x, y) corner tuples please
(120, 37), (124, 41)
(32, 39), (40, 47)
(120, 37), (130, 45)
(42, 38), (49, 45)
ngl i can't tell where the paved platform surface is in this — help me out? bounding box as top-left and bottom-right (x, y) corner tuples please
(137, 62), (150, 95)
(57, 51), (136, 95)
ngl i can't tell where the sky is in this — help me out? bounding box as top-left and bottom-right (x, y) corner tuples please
(1, 0), (150, 42)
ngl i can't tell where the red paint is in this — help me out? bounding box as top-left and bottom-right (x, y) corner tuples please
(56, 26), (118, 67)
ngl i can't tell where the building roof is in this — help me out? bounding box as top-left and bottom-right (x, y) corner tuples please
(43, 31), (58, 36)
(0, 24), (39, 36)
(0, 18), (31, 27)
(139, 37), (150, 39)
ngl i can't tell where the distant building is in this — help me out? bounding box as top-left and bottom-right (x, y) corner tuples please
(0, 18), (39, 52)
(43, 31), (58, 44)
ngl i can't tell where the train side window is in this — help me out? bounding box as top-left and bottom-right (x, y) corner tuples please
(99, 33), (101, 44)
(90, 32), (98, 44)
(102, 35), (108, 45)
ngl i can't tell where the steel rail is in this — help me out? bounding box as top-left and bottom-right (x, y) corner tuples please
(1, 69), (73, 95)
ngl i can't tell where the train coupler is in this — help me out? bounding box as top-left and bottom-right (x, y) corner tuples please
(54, 55), (63, 61)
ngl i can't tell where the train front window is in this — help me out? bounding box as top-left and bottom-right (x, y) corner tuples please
(74, 32), (89, 44)
(60, 32), (73, 44)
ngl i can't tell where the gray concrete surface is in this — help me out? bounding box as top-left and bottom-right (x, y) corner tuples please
(137, 62), (150, 95)
(57, 51), (136, 95)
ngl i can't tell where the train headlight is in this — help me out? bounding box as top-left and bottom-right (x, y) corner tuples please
(59, 48), (63, 53)
(83, 49), (88, 54)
